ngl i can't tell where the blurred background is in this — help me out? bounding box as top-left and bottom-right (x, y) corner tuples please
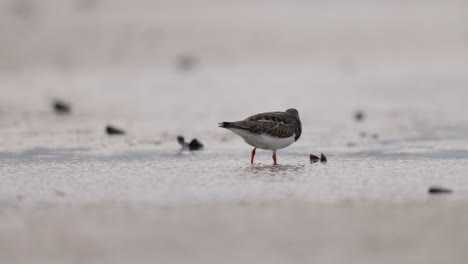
(2, 0), (468, 70)
(1, 0), (467, 135)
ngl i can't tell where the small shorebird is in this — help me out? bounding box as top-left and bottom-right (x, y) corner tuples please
(219, 108), (302, 165)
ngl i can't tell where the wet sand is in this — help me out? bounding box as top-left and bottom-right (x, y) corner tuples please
(2, 201), (468, 264)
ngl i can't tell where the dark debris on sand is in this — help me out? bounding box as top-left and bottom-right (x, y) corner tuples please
(176, 54), (197, 72)
(54, 190), (66, 197)
(310, 153), (328, 164)
(310, 154), (320, 163)
(320, 153), (327, 163)
(177, 136), (186, 146)
(53, 99), (71, 115)
(177, 135), (204, 151)
(428, 186), (453, 195)
(106, 125), (126, 135)
(188, 139), (204, 151)
(354, 110), (365, 122)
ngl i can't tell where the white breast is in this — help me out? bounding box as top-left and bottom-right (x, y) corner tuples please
(228, 128), (296, 150)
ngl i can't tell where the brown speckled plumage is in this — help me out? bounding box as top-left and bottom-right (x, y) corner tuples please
(219, 108), (302, 141)
(219, 108), (302, 165)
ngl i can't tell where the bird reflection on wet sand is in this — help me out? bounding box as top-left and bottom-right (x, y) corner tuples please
(242, 164), (306, 179)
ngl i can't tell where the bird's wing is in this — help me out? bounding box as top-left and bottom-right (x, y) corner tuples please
(225, 112), (297, 138)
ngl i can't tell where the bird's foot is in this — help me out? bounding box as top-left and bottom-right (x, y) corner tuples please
(251, 148), (256, 164)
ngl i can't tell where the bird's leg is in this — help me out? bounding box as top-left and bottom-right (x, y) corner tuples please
(272, 150), (278, 166)
(251, 148), (257, 164)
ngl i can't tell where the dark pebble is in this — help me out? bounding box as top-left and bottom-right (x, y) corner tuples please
(354, 110), (365, 122)
(177, 54), (197, 72)
(55, 190), (66, 197)
(53, 100), (71, 114)
(177, 136), (186, 146)
(310, 154), (320, 163)
(188, 138), (204, 151)
(106, 125), (126, 135)
(320, 153), (327, 163)
(177, 135), (189, 150)
(372, 133), (379, 140)
(428, 186), (453, 195)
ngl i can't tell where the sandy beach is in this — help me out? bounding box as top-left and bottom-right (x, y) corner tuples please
(1, 0), (468, 263)
(1, 201), (468, 264)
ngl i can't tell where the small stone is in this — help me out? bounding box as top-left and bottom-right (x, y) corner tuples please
(320, 153), (327, 163)
(428, 186), (452, 195)
(354, 110), (365, 122)
(177, 136), (204, 151)
(309, 154), (320, 163)
(55, 190), (66, 197)
(177, 136), (186, 146)
(177, 54), (197, 72)
(106, 125), (125, 135)
(347, 142), (357, 147)
(359, 131), (367, 138)
(188, 138), (204, 151)
(372, 133), (379, 140)
(177, 135), (189, 150)
(53, 100), (71, 114)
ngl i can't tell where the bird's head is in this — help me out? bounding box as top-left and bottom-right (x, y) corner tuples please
(286, 108), (299, 116)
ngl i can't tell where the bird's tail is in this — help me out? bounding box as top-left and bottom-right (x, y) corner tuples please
(218, 122), (233, 128)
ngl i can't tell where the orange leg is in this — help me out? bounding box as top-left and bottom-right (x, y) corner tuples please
(272, 151), (278, 165)
(251, 148), (257, 164)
